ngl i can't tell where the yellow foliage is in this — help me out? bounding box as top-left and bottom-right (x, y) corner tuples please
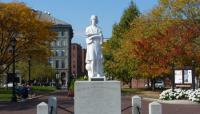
(0, 2), (56, 73)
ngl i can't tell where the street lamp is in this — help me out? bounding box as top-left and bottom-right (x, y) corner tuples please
(171, 63), (175, 92)
(28, 56), (31, 85)
(11, 37), (17, 102)
(192, 60), (196, 91)
(56, 70), (60, 89)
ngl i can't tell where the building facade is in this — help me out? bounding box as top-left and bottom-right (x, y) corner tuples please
(81, 49), (87, 76)
(71, 43), (86, 78)
(71, 43), (82, 78)
(36, 11), (73, 87)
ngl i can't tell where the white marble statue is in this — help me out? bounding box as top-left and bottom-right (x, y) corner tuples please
(85, 15), (105, 80)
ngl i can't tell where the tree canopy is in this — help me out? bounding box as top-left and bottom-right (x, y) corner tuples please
(0, 2), (56, 74)
(103, 1), (140, 85)
(103, 0), (200, 86)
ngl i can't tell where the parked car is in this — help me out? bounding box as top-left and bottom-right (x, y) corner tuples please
(155, 80), (164, 89)
(144, 83), (151, 87)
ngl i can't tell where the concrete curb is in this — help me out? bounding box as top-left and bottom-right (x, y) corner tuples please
(143, 97), (199, 105)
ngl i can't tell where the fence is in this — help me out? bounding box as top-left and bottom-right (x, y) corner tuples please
(121, 95), (162, 114)
(37, 95), (162, 114)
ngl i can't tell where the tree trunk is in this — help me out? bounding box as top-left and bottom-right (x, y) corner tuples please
(147, 78), (150, 88)
(129, 78), (132, 88)
(151, 78), (155, 91)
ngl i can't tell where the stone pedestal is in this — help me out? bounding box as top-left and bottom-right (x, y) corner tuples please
(74, 81), (121, 114)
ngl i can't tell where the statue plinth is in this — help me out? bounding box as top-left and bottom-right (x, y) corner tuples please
(74, 81), (121, 114)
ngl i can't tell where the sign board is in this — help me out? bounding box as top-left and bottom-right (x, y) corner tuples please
(175, 70), (182, 84)
(174, 69), (192, 85)
(172, 66), (195, 91)
(183, 70), (192, 83)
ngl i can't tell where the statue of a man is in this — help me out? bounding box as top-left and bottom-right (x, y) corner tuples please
(85, 15), (104, 80)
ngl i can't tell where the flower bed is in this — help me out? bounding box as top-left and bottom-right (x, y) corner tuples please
(159, 89), (200, 103)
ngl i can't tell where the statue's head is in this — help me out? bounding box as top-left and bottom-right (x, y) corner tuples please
(90, 15), (98, 25)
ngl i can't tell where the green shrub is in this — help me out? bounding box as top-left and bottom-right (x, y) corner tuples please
(32, 86), (56, 92)
(68, 76), (87, 92)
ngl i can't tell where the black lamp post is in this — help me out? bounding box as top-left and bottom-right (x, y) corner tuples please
(28, 56), (31, 85)
(192, 60), (196, 91)
(171, 63), (175, 92)
(11, 37), (17, 102)
(56, 70), (60, 89)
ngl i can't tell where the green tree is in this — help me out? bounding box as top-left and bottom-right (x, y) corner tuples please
(16, 60), (55, 82)
(103, 1), (140, 87)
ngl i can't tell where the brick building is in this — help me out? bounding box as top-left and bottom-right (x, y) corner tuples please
(81, 49), (87, 76)
(71, 43), (86, 78)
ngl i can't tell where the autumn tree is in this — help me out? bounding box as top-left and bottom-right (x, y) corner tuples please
(122, 0), (200, 89)
(0, 2), (56, 74)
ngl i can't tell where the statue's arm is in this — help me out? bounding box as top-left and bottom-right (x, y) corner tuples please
(87, 33), (100, 37)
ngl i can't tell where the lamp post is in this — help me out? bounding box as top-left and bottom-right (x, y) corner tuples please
(28, 56), (31, 85)
(192, 60), (196, 91)
(11, 37), (17, 102)
(56, 70), (60, 89)
(171, 63), (175, 92)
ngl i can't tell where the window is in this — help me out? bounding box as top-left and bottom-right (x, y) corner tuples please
(48, 58), (53, 67)
(65, 31), (68, 36)
(61, 31), (64, 36)
(57, 41), (60, 46)
(55, 50), (59, 56)
(61, 50), (65, 56)
(56, 60), (59, 68)
(61, 40), (65, 46)
(73, 46), (76, 50)
(61, 60), (65, 68)
(58, 32), (62, 36)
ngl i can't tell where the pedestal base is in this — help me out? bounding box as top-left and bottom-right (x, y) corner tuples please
(74, 81), (121, 114)
(89, 77), (105, 81)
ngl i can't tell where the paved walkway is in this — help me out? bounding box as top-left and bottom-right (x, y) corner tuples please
(0, 90), (200, 114)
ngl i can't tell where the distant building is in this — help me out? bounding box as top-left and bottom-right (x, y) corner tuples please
(71, 43), (86, 78)
(36, 10), (73, 87)
(81, 49), (87, 76)
(71, 43), (82, 78)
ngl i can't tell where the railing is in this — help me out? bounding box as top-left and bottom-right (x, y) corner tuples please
(121, 105), (141, 114)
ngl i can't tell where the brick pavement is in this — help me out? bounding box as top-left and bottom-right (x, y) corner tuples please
(0, 90), (200, 114)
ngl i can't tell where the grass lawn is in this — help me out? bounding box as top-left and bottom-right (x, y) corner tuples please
(0, 94), (12, 101)
(0, 86), (56, 101)
(122, 88), (162, 99)
(0, 88), (12, 101)
(32, 86), (56, 92)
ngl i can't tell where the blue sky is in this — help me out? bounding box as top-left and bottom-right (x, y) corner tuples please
(1, 0), (158, 47)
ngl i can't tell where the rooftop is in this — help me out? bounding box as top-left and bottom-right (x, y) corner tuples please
(33, 9), (70, 26)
